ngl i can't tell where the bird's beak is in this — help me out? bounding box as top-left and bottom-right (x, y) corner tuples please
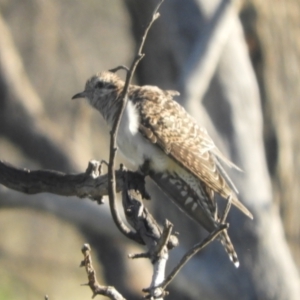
(72, 91), (86, 100)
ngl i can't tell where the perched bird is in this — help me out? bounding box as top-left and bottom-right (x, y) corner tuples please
(72, 71), (253, 267)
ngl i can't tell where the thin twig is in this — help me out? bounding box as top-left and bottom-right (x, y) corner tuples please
(160, 191), (232, 290)
(109, 66), (130, 73)
(220, 194), (233, 224)
(160, 224), (228, 290)
(153, 220), (173, 260)
(128, 252), (150, 259)
(107, 0), (164, 242)
(80, 244), (126, 300)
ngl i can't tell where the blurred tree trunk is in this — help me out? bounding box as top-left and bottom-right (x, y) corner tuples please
(246, 0), (300, 267)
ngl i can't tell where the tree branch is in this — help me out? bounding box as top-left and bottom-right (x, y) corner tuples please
(159, 193), (233, 292)
(0, 159), (121, 201)
(107, 0), (164, 245)
(81, 244), (126, 300)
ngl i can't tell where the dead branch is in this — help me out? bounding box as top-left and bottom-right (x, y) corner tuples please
(81, 244), (126, 300)
(0, 159), (120, 200)
(155, 190), (232, 294)
(161, 224), (228, 291)
(0, 159), (146, 244)
(121, 166), (177, 299)
(106, 0), (164, 249)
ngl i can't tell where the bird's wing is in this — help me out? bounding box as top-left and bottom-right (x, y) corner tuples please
(132, 86), (253, 219)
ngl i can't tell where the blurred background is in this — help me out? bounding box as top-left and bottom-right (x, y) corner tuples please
(0, 0), (300, 299)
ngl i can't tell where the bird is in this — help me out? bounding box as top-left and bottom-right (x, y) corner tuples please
(72, 70), (253, 267)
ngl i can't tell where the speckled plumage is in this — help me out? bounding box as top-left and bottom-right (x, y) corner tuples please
(73, 71), (253, 267)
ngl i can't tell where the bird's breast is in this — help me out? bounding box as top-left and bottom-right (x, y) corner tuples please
(117, 101), (170, 172)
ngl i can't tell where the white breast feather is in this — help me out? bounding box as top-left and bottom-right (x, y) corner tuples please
(117, 102), (206, 202)
(117, 101), (169, 172)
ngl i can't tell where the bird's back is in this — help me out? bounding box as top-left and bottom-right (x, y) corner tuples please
(129, 84), (252, 219)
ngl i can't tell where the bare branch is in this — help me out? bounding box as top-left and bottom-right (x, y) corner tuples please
(0, 159), (147, 244)
(159, 188), (232, 291)
(0, 160), (120, 199)
(220, 194), (233, 224)
(121, 168), (178, 249)
(107, 0), (164, 244)
(153, 221), (174, 258)
(109, 66), (130, 73)
(145, 222), (173, 300)
(128, 252), (150, 259)
(161, 224), (228, 290)
(121, 167), (177, 300)
(80, 244), (126, 300)
(0, 155), (226, 296)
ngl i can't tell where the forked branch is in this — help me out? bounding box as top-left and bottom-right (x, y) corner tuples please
(80, 244), (125, 300)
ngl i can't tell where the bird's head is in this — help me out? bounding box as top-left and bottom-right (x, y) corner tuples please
(72, 71), (123, 123)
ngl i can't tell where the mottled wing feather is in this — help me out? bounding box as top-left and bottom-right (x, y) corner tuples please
(149, 171), (217, 233)
(131, 86), (253, 219)
(133, 86), (228, 194)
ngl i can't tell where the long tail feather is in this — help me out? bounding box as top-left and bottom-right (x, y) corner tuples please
(219, 230), (240, 268)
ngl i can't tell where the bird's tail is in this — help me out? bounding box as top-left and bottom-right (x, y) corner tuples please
(219, 230), (239, 268)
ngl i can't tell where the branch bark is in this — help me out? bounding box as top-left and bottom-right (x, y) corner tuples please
(81, 244), (126, 300)
(106, 0), (164, 256)
(0, 160), (122, 200)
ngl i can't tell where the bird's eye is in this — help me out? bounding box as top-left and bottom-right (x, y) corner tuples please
(96, 81), (104, 89)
